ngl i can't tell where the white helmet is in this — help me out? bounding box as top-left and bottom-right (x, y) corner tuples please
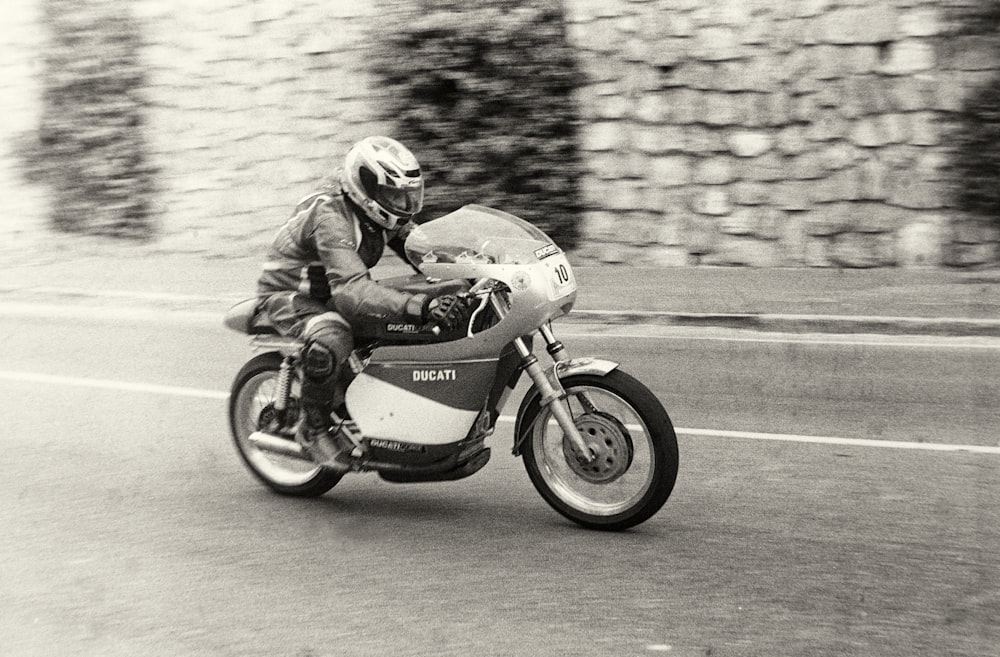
(341, 136), (424, 230)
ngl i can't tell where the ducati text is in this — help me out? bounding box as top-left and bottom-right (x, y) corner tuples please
(369, 439), (423, 452)
(534, 243), (560, 260)
(387, 323), (420, 333)
(413, 369), (457, 382)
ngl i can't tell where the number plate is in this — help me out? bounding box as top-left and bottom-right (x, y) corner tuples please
(546, 254), (576, 300)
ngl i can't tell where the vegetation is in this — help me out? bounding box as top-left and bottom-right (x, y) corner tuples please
(369, 0), (584, 248)
(948, 1), (1000, 236)
(28, 0), (157, 238)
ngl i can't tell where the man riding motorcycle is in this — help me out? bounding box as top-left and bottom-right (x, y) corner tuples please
(256, 136), (471, 463)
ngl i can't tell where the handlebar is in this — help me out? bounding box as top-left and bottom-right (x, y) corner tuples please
(423, 278), (506, 339)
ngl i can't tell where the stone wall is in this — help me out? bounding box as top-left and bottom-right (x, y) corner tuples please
(134, 0), (388, 255)
(565, 0), (999, 267)
(1, 0), (998, 265)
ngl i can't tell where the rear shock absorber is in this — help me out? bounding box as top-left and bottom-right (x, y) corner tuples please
(274, 356), (294, 413)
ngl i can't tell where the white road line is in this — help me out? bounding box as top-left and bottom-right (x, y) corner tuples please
(491, 418), (1000, 454)
(558, 330), (1000, 349)
(0, 371), (229, 400)
(675, 427), (1000, 454)
(21, 287), (237, 303)
(2, 369), (997, 455)
(0, 302), (219, 324)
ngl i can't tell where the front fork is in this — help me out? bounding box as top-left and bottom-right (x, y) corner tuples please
(482, 287), (600, 463)
(513, 323), (596, 464)
(538, 323), (597, 418)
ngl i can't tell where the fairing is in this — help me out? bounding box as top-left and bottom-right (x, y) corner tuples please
(403, 205), (578, 352)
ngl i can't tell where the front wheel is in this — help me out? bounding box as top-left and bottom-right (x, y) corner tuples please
(229, 352), (343, 497)
(518, 370), (678, 531)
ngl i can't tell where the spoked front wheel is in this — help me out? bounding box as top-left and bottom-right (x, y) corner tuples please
(229, 352), (343, 497)
(518, 370), (678, 531)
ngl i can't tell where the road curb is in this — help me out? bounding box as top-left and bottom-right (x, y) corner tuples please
(565, 310), (1000, 337)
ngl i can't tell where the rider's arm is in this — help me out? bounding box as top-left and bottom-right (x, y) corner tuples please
(311, 213), (426, 322)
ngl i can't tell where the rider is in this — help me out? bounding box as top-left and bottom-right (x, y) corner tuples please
(256, 136), (470, 461)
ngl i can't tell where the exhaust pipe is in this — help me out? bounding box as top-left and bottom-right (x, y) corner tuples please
(248, 431), (312, 461)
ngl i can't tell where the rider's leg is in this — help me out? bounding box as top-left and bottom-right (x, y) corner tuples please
(258, 292), (353, 440)
(295, 313), (355, 463)
(298, 312), (353, 432)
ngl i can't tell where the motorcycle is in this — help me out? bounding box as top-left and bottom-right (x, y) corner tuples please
(224, 204), (678, 530)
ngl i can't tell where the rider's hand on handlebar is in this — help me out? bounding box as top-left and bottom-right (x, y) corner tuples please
(421, 294), (473, 332)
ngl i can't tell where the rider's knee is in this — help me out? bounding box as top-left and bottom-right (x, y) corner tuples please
(300, 311), (353, 383)
(303, 340), (337, 382)
(304, 317), (351, 374)
(304, 310), (351, 347)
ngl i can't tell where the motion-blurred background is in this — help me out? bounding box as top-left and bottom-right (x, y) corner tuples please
(2, 0), (998, 268)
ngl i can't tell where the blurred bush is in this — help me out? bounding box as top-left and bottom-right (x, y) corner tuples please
(370, 0), (584, 249)
(949, 1), (1000, 237)
(24, 0), (157, 239)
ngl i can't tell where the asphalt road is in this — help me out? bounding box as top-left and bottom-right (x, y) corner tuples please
(1, 313), (998, 657)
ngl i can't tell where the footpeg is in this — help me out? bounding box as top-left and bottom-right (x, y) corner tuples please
(297, 417), (364, 470)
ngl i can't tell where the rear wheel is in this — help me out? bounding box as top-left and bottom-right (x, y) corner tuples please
(229, 353), (343, 497)
(519, 370), (678, 531)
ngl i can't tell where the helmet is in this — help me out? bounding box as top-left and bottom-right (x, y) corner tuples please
(341, 136), (424, 230)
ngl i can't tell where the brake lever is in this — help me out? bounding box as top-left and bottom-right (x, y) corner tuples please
(460, 280), (505, 339)
(465, 292), (491, 339)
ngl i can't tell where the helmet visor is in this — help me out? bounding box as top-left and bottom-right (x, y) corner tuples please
(378, 181), (423, 216)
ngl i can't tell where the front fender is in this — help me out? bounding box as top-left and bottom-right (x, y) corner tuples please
(553, 357), (619, 379)
(512, 357), (619, 456)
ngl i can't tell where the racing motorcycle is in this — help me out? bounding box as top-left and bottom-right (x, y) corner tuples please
(224, 205), (678, 530)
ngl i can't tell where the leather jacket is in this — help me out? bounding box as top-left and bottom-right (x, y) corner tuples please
(256, 176), (426, 323)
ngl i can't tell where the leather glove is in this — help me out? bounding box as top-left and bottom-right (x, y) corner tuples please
(421, 294), (471, 332)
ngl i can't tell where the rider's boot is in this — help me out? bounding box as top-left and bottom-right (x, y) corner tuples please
(295, 398), (355, 467)
(295, 340), (356, 467)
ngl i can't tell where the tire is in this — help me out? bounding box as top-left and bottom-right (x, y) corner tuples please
(518, 370), (678, 531)
(228, 352), (343, 497)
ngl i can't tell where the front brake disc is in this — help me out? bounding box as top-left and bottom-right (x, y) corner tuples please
(562, 412), (634, 484)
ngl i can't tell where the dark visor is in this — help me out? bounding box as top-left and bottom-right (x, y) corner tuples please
(379, 182), (423, 215)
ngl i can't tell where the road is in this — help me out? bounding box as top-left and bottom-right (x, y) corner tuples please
(0, 311), (998, 657)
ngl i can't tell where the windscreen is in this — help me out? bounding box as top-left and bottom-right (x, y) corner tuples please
(404, 205), (557, 266)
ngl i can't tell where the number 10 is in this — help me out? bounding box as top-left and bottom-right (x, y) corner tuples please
(555, 264), (570, 285)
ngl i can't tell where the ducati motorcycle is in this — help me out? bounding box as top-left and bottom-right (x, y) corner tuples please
(224, 205), (678, 530)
